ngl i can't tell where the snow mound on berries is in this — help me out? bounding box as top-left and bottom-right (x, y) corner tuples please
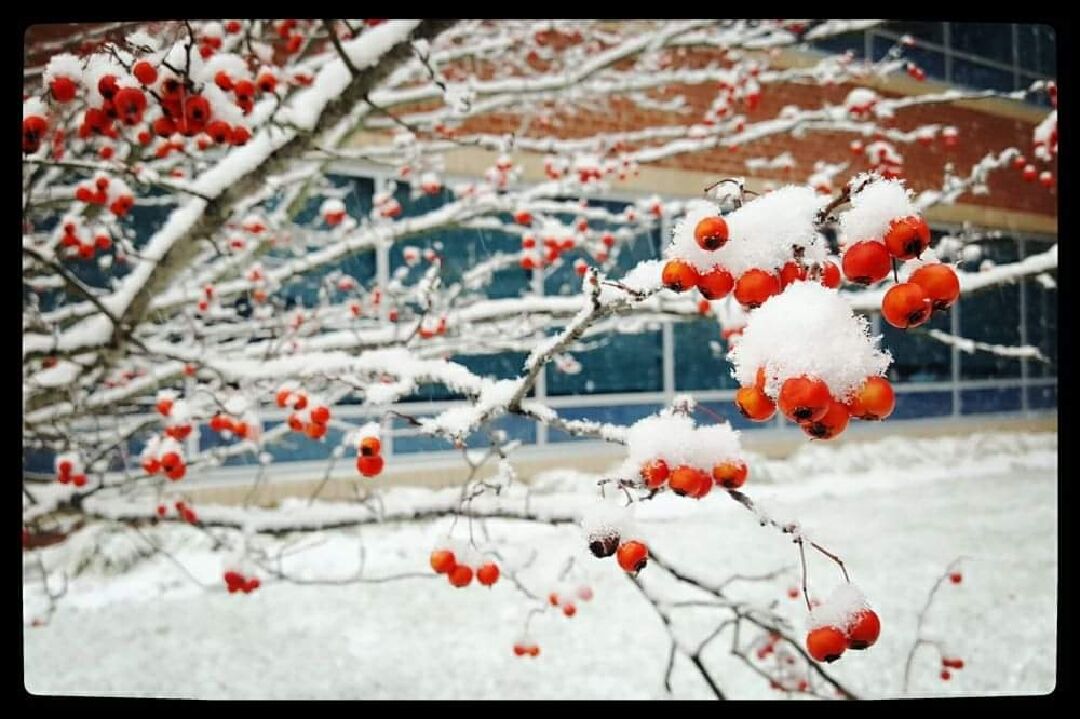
(580, 496), (640, 542)
(666, 188), (829, 276)
(808, 583), (870, 630)
(727, 281), (891, 400)
(623, 413), (742, 472)
(838, 177), (917, 248)
(43, 53), (84, 84)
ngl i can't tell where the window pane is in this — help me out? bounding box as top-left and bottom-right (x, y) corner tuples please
(674, 318), (739, 391)
(959, 239), (1022, 379)
(547, 403), (662, 443)
(545, 330), (664, 395)
(1022, 243), (1057, 378)
(873, 36), (945, 80)
(948, 22), (1014, 64)
(879, 309), (952, 382)
(884, 390), (954, 420)
(883, 21), (945, 45)
(951, 57), (1015, 92)
(960, 387), (1022, 415)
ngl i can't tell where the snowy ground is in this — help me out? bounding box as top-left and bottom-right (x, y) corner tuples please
(24, 431), (1057, 700)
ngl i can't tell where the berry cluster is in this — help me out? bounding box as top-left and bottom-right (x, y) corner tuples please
(277, 385), (332, 440)
(56, 216), (113, 260)
(804, 585), (881, 664)
(939, 655), (965, 681)
(354, 428), (385, 477)
(160, 499), (199, 524)
(73, 173), (135, 217)
(157, 395), (194, 440)
(547, 584), (593, 618)
(587, 524), (649, 574)
(141, 435), (188, 480)
(512, 637), (542, 658)
(624, 412), (748, 495)
(222, 569), (261, 594)
(736, 370), (894, 439)
(320, 199), (349, 227)
(373, 189), (403, 219)
(429, 544), (500, 588)
(54, 453), (88, 487)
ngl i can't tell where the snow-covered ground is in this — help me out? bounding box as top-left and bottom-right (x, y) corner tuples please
(24, 431), (1057, 699)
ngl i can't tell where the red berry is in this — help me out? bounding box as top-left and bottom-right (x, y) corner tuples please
(562, 603), (577, 617)
(884, 215), (931, 260)
(513, 644), (527, 656)
(662, 259), (699, 293)
(779, 261), (807, 289)
(97, 75), (119, 100)
(640, 459), (670, 489)
(820, 261), (841, 288)
(430, 550), (457, 574)
(909, 264), (960, 312)
(846, 376), (895, 421)
(616, 540), (649, 573)
(735, 386), (776, 422)
(712, 460), (748, 489)
(668, 465), (712, 499)
(881, 282), (932, 329)
(800, 398), (850, 440)
(357, 455), (384, 477)
(477, 563), (500, 586)
(157, 504), (167, 517)
(733, 269), (780, 309)
(305, 421), (328, 440)
(448, 564), (473, 587)
(50, 76), (78, 102)
(132, 61), (158, 85)
(778, 376), (831, 423)
(72, 474), (87, 487)
(847, 609), (881, 649)
(949, 572), (962, 584)
(694, 216), (729, 250)
(842, 241), (892, 285)
(230, 126), (251, 146)
(940, 669), (951, 681)
(360, 436), (382, 457)
(310, 406), (330, 424)
(806, 626), (848, 663)
(697, 267), (734, 300)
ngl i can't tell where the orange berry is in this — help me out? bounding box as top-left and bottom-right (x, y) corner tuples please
(694, 216), (729, 250)
(735, 386), (776, 422)
(669, 465), (711, 498)
(662, 259), (699, 293)
(847, 609), (881, 650)
(779, 261), (807, 289)
(847, 376), (895, 421)
(616, 540), (649, 573)
(697, 267), (734, 300)
(448, 564), (473, 587)
(909, 263), (960, 311)
(562, 603), (577, 617)
(430, 550), (456, 574)
(310, 406), (330, 424)
(800, 398), (850, 440)
(640, 459), (670, 489)
(883, 215), (931, 260)
(778, 376), (831, 423)
(305, 421), (328, 439)
(477, 563), (500, 586)
(275, 389), (291, 407)
(733, 269), (780, 309)
(806, 626), (848, 663)
(357, 455), (384, 477)
(820, 261), (841, 288)
(513, 644), (527, 656)
(881, 282), (932, 329)
(527, 646), (540, 657)
(712, 460), (748, 489)
(360, 436), (381, 457)
(842, 241), (892, 285)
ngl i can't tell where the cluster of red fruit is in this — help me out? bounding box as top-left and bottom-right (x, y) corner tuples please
(157, 397), (194, 440)
(417, 317), (448, 340)
(23, 113), (50, 154)
(57, 219), (112, 260)
(588, 529), (650, 574)
(277, 387), (332, 440)
(373, 190), (403, 219)
(939, 655), (965, 681)
(547, 585), (593, 618)
(223, 570), (262, 594)
(157, 499), (199, 524)
(208, 413), (253, 439)
(805, 607), (881, 663)
(736, 370), (895, 440)
(356, 435), (384, 477)
(512, 639), (542, 658)
(1014, 154), (1055, 188)
(664, 215), (840, 309)
(143, 447), (187, 480)
(639, 456), (749, 498)
(73, 174), (135, 217)
(55, 457), (88, 487)
(429, 548), (500, 588)
(842, 213), (961, 330)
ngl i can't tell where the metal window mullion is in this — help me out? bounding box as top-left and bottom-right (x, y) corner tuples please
(951, 295), (961, 416)
(943, 23), (953, 83)
(533, 260), (548, 448)
(1018, 237), (1030, 413)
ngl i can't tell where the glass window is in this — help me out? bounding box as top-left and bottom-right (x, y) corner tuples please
(958, 239), (1022, 379)
(960, 387), (1022, 415)
(1016, 24), (1056, 76)
(951, 57), (1015, 93)
(547, 403), (663, 443)
(674, 318), (740, 392)
(1022, 242), (1057, 378)
(873, 35), (945, 80)
(879, 309), (952, 383)
(887, 390), (954, 420)
(948, 22), (1014, 65)
(545, 329), (664, 395)
(883, 21), (945, 46)
(811, 31), (866, 60)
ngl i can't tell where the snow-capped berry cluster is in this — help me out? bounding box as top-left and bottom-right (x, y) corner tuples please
(805, 584), (881, 663)
(73, 173), (135, 217)
(276, 384), (331, 440)
(162, 399), (194, 441)
(373, 189), (403, 219)
(663, 189), (834, 309)
(429, 540), (500, 588)
(581, 501), (650, 574)
(547, 583), (594, 618)
(54, 452), (88, 487)
(728, 281), (893, 439)
(140, 435), (187, 480)
(838, 177), (961, 330)
(55, 216), (113, 261)
(353, 424), (384, 477)
(208, 394), (258, 440)
(320, 199), (348, 227)
(623, 413), (747, 497)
